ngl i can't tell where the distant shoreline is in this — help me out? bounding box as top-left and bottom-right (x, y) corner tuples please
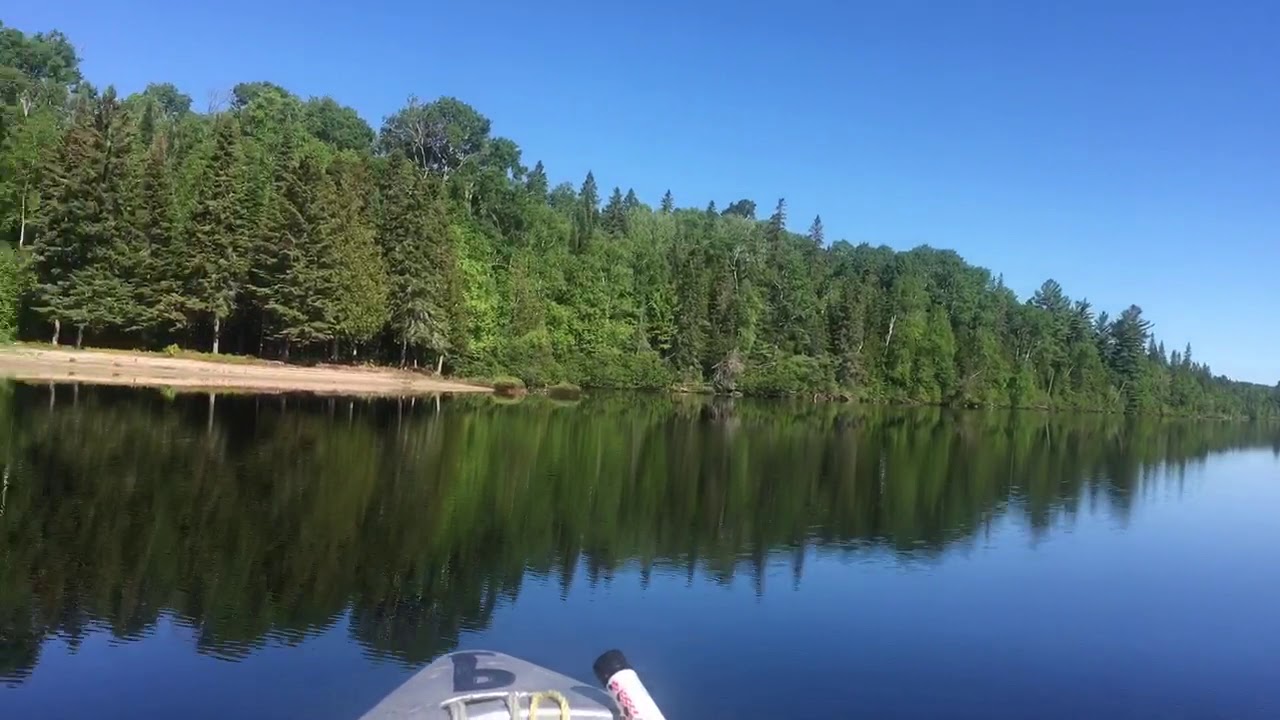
(0, 345), (491, 396)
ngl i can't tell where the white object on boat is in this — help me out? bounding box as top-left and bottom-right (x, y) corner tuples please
(361, 650), (620, 719)
(592, 650), (668, 720)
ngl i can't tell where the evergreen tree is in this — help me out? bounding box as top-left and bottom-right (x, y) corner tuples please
(379, 157), (459, 367)
(185, 115), (249, 353)
(807, 215), (824, 246)
(572, 170), (598, 252)
(722, 199), (756, 220)
(31, 88), (137, 347)
(30, 97), (96, 345)
(525, 160), (548, 200)
(257, 144), (336, 354)
(660, 189), (674, 214)
(134, 135), (185, 333)
(602, 186), (627, 235)
(766, 198), (786, 244)
(325, 154), (388, 356)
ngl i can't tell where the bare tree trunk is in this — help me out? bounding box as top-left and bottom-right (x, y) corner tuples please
(331, 337), (339, 362)
(18, 191), (26, 248)
(212, 315), (221, 354)
(1047, 368), (1056, 398)
(75, 325), (84, 349)
(282, 337), (290, 361)
(436, 353), (444, 375)
(400, 337), (407, 367)
(884, 314), (897, 348)
(51, 318), (60, 346)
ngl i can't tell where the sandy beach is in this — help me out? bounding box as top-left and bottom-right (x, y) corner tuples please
(0, 346), (491, 396)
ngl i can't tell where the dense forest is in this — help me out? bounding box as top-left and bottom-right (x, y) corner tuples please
(0, 24), (1276, 415)
(3, 385), (1278, 680)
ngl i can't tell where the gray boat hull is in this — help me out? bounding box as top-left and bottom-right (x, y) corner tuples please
(361, 651), (619, 719)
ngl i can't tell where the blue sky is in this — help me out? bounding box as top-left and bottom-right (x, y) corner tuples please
(8, 1), (1278, 383)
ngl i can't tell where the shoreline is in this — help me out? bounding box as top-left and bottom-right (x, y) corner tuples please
(0, 345), (492, 396)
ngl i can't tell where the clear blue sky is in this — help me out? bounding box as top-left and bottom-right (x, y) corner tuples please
(9, 1), (1279, 383)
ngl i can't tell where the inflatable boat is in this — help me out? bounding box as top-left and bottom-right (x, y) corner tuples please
(361, 649), (666, 719)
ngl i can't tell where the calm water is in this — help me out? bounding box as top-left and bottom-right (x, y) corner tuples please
(0, 384), (1278, 719)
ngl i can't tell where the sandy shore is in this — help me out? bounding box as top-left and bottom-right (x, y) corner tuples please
(0, 346), (491, 396)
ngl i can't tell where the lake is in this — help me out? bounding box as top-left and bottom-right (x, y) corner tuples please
(0, 383), (1277, 719)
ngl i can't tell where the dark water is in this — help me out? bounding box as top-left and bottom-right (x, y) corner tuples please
(0, 384), (1277, 719)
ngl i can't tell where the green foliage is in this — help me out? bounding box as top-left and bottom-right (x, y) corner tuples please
(185, 114), (250, 350)
(491, 375), (526, 395)
(0, 243), (21, 340)
(740, 351), (834, 396)
(0, 25), (1274, 417)
(546, 381), (582, 400)
(302, 96), (373, 152)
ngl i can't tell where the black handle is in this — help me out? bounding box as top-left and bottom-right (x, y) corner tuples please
(593, 649), (631, 686)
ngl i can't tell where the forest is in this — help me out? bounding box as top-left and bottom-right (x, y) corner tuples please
(0, 24), (1276, 416)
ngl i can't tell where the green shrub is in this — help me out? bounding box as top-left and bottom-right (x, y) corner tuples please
(739, 352), (836, 396)
(492, 375), (527, 396)
(0, 246), (21, 343)
(574, 348), (673, 390)
(547, 382), (582, 400)
(164, 343), (182, 357)
(501, 328), (562, 387)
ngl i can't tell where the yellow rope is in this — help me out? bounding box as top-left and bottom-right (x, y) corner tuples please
(526, 689), (571, 720)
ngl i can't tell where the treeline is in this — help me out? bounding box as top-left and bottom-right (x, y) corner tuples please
(3, 384), (1276, 680)
(0, 24), (1276, 415)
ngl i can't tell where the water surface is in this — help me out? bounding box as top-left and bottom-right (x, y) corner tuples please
(1, 384), (1277, 718)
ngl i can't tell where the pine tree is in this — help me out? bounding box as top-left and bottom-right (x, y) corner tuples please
(258, 144), (335, 355)
(324, 154), (388, 356)
(767, 198), (787, 244)
(379, 157), (459, 367)
(1108, 304), (1153, 391)
(807, 215), (824, 246)
(602, 186), (627, 235)
(31, 98), (97, 345)
(722, 199), (756, 219)
(572, 170), (598, 252)
(660, 189), (674, 214)
(91, 88), (146, 335)
(623, 188), (640, 212)
(186, 115), (250, 353)
(136, 135), (185, 333)
(31, 88), (138, 347)
(525, 160), (548, 200)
